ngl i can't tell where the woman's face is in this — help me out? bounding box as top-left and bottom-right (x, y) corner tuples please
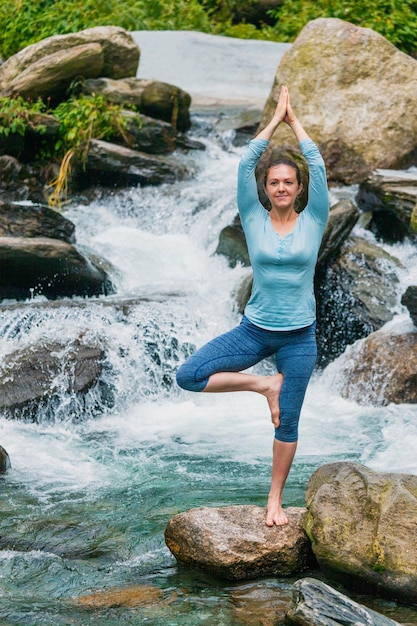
(264, 164), (303, 212)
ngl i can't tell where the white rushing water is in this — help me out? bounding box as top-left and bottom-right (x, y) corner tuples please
(1, 118), (416, 503)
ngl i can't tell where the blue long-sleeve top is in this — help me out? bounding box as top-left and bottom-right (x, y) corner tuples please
(237, 137), (329, 331)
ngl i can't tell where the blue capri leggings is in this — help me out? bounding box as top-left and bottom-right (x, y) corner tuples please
(176, 316), (317, 443)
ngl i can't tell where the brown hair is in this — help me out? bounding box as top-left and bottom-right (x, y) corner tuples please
(263, 158), (302, 187)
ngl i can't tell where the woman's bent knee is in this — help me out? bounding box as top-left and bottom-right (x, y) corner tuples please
(176, 363), (207, 393)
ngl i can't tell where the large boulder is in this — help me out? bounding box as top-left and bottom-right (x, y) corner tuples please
(0, 236), (114, 301)
(302, 462), (417, 603)
(285, 577), (401, 626)
(357, 168), (417, 242)
(0, 26), (139, 93)
(165, 505), (314, 580)
(260, 18), (417, 184)
(335, 327), (417, 406)
(3, 43), (104, 102)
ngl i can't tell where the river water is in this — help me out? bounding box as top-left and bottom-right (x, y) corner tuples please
(0, 33), (417, 626)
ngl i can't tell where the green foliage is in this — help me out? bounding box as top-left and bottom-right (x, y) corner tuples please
(0, 96), (47, 137)
(0, 0), (416, 59)
(267, 0), (417, 56)
(0, 0), (211, 58)
(51, 93), (128, 161)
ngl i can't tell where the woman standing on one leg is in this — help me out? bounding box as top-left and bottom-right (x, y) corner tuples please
(176, 86), (329, 526)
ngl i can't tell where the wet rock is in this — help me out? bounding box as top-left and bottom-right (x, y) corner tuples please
(336, 328), (417, 406)
(0, 201), (75, 242)
(216, 214), (250, 268)
(0, 157), (49, 203)
(0, 445), (11, 473)
(83, 139), (189, 187)
(316, 235), (402, 367)
(357, 169), (417, 242)
(401, 285), (417, 326)
(80, 77), (191, 131)
(117, 111), (203, 155)
(0, 337), (104, 412)
(165, 505), (315, 580)
(0, 236), (114, 301)
(302, 462), (417, 604)
(261, 18), (417, 183)
(316, 199), (360, 267)
(0, 26), (140, 97)
(285, 577), (401, 626)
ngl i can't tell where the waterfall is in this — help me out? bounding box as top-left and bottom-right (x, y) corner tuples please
(0, 34), (416, 626)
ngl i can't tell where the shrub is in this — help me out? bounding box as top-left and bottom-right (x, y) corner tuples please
(0, 0), (212, 59)
(0, 96), (47, 137)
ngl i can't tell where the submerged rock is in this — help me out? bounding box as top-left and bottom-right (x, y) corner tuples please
(285, 577), (401, 626)
(302, 462), (417, 604)
(76, 584), (165, 608)
(165, 505), (315, 580)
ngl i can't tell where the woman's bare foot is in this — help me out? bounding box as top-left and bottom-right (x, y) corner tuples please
(265, 499), (288, 527)
(260, 374), (283, 428)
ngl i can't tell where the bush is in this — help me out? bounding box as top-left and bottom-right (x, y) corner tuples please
(0, 0), (212, 58)
(0, 96), (47, 137)
(0, 0), (415, 59)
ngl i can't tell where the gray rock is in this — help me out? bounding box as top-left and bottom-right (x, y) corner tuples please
(0, 338), (104, 413)
(0, 26), (139, 92)
(337, 328), (417, 406)
(216, 214), (250, 268)
(317, 199), (360, 267)
(316, 235), (402, 367)
(0, 236), (114, 301)
(3, 43), (104, 102)
(0, 201), (75, 242)
(302, 462), (417, 604)
(261, 18), (417, 183)
(401, 285), (417, 326)
(285, 577), (401, 626)
(84, 139), (188, 186)
(165, 505), (315, 580)
(0, 446), (11, 474)
(80, 77), (191, 131)
(357, 168), (417, 242)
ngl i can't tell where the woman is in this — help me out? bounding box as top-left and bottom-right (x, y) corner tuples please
(176, 85), (329, 526)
